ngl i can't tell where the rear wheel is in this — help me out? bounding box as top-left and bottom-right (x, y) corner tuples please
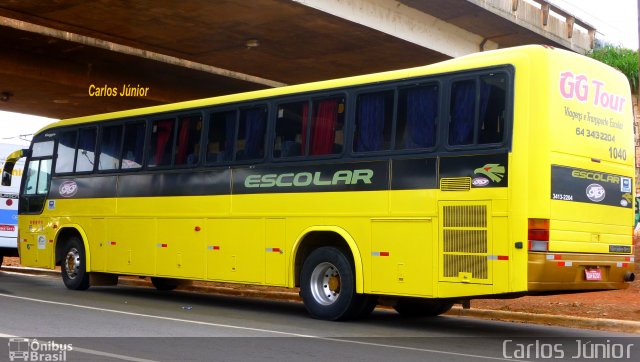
(300, 246), (367, 321)
(61, 237), (90, 290)
(0, 255), (4, 268)
(151, 277), (180, 291)
(393, 298), (453, 318)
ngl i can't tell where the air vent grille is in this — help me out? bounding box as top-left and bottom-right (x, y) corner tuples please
(440, 177), (471, 191)
(441, 204), (489, 281)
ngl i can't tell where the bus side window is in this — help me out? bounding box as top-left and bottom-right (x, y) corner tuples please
(75, 127), (97, 172)
(122, 122), (145, 169)
(36, 159), (52, 195)
(274, 101), (306, 158)
(354, 90), (393, 153)
(99, 125), (122, 171)
(207, 110), (236, 163)
(310, 97), (344, 156)
(449, 80), (476, 146)
(148, 119), (175, 167)
(55, 130), (77, 173)
(23, 159), (51, 195)
(236, 107), (267, 161)
(396, 84), (438, 150)
(24, 161), (39, 195)
(478, 73), (506, 144)
(175, 115), (202, 166)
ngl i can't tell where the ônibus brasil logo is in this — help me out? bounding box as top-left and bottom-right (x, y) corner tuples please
(473, 164), (505, 184)
(8, 338), (72, 361)
(58, 181), (78, 198)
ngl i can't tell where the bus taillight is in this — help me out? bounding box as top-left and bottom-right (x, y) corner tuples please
(6, 198), (12, 206)
(528, 218), (549, 251)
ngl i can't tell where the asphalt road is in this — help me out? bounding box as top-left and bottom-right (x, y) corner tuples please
(0, 270), (638, 361)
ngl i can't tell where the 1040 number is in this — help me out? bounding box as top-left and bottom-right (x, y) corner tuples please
(608, 147), (627, 160)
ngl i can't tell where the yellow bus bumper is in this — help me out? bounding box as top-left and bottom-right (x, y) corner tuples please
(528, 252), (634, 292)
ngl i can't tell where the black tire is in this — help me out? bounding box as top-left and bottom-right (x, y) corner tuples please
(151, 277), (180, 291)
(393, 298), (453, 318)
(0, 254), (4, 268)
(300, 246), (365, 321)
(61, 236), (90, 290)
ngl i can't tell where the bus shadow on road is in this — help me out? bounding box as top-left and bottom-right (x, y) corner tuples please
(85, 284), (602, 338)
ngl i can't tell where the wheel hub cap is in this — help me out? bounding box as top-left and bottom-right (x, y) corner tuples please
(65, 248), (80, 279)
(309, 262), (341, 306)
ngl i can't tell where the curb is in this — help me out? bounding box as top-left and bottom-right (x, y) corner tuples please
(3, 265), (639, 334)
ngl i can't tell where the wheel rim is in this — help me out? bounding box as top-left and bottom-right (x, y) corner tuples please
(309, 262), (341, 306)
(64, 247), (81, 280)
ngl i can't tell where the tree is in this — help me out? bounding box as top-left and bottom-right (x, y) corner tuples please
(588, 45), (638, 93)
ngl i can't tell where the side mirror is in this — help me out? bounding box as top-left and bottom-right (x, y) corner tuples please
(2, 168), (13, 186)
(1, 148), (28, 186)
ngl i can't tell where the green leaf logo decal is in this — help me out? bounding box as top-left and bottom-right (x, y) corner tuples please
(474, 164), (505, 183)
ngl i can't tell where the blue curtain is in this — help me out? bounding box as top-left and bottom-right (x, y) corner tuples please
(405, 86), (438, 148)
(243, 108), (266, 159)
(479, 80), (492, 127)
(356, 94), (385, 152)
(450, 81), (475, 145)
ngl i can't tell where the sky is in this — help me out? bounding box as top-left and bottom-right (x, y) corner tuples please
(549, 0), (638, 49)
(0, 0), (638, 147)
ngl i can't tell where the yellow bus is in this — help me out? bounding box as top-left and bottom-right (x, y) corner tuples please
(2, 45), (635, 320)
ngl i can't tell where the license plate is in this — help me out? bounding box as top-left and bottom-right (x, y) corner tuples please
(584, 268), (602, 281)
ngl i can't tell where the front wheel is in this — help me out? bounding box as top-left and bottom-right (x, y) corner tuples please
(300, 246), (364, 321)
(61, 237), (90, 290)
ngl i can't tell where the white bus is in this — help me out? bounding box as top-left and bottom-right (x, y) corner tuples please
(0, 143), (23, 266)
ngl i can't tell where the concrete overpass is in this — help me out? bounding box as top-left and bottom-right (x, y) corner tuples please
(0, 0), (595, 119)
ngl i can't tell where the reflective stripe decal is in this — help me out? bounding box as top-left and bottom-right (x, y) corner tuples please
(371, 251), (390, 257)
